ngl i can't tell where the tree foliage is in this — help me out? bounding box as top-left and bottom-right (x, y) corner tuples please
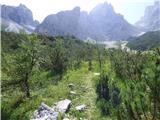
(106, 48), (160, 120)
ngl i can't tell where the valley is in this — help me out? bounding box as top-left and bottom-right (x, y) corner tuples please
(1, 1), (160, 120)
(1, 31), (160, 120)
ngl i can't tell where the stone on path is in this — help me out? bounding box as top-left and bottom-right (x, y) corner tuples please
(93, 72), (100, 76)
(69, 91), (76, 96)
(68, 83), (75, 88)
(30, 102), (59, 120)
(75, 104), (86, 111)
(54, 99), (71, 113)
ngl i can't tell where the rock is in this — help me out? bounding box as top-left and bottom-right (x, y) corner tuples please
(69, 91), (76, 96)
(54, 102), (58, 106)
(54, 99), (71, 113)
(63, 118), (69, 120)
(68, 83), (75, 88)
(94, 73), (100, 76)
(75, 104), (86, 111)
(30, 102), (59, 120)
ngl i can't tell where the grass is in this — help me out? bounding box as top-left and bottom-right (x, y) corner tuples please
(2, 62), (112, 120)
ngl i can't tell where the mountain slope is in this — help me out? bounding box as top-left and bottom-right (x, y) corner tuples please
(135, 1), (160, 32)
(35, 7), (81, 37)
(127, 30), (160, 50)
(1, 4), (39, 33)
(35, 2), (139, 41)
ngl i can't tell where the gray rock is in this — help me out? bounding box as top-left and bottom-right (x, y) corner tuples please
(69, 91), (76, 96)
(54, 99), (71, 113)
(63, 118), (69, 120)
(30, 102), (59, 120)
(75, 104), (86, 111)
(68, 83), (75, 88)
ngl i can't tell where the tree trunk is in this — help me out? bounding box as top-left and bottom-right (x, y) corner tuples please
(88, 60), (92, 71)
(125, 101), (137, 120)
(23, 72), (30, 97)
(152, 54), (159, 120)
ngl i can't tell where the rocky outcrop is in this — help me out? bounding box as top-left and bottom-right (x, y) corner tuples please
(135, 1), (160, 31)
(35, 2), (139, 41)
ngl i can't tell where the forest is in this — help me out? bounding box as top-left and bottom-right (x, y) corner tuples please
(127, 30), (160, 51)
(1, 31), (160, 120)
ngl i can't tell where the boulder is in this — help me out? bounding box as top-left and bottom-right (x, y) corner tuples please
(30, 102), (59, 120)
(54, 99), (71, 113)
(75, 104), (86, 111)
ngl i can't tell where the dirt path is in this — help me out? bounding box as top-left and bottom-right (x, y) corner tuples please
(80, 72), (100, 120)
(66, 70), (108, 119)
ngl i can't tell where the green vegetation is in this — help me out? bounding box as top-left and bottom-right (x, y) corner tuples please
(105, 49), (160, 119)
(1, 31), (160, 120)
(1, 32), (99, 120)
(127, 30), (160, 50)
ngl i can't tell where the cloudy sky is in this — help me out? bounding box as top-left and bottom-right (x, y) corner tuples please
(1, 0), (156, 24)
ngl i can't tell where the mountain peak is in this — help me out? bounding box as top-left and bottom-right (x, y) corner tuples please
(18, 3), (28, 9)
(135, 1), (160, 31)
(72, 6), (81, 11)
(1, 4), (39, 33)
(154, 1), (160, 5)
(89, 2), (115, 17)
(36, 2), (138, 41)
(92, 2), (114, 12)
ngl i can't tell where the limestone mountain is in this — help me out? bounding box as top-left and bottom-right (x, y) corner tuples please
(135, 1), (160, 32)
(35, 7), (81, 37)
(1, 4), (39, 33)
(35, 2), (139, 41)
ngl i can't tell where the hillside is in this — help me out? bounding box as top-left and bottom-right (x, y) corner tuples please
(1, 32), (160, 120)
(127, 30), (160, 50)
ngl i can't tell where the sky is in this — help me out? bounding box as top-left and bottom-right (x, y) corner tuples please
(1, 0), (156, 24)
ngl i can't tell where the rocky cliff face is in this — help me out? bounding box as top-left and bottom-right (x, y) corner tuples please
(88, 3), (138, 40)
(35, 2), (139, 41)
(35, 7), (81, 36)
(1, 4), (39, 33)
(135, 1), (160, 31)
